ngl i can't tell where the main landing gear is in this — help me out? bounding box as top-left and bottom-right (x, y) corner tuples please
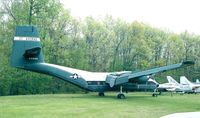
(152, 88), (162, 97)
(98, 86), (126, 99)
(98, 92), (105, 96)
(117, 86), (125, 99)
(152, 88), (158, 97)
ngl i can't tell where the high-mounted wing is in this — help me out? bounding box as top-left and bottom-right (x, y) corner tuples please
(106, 61), (194, 87)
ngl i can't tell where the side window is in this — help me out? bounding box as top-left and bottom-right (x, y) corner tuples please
(97, 81), (100, 85)
(87, 81), (105, 85)
(87, 81), (92, 85)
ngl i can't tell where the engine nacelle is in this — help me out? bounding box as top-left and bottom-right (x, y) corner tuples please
(137, 76), (151, 84)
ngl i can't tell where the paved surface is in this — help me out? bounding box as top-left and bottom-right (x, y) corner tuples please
(161, 112), (200, 118)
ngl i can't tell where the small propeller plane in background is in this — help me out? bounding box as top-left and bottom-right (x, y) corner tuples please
(10, 26), (194, 99)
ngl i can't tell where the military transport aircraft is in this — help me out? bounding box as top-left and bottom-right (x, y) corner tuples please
(10, 26), (194, 99)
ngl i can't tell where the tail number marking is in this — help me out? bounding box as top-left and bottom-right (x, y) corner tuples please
(14, 37), (40, 41)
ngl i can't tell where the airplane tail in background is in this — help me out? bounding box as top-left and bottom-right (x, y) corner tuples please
(180, 76), (192, 86)
(10, 26), (44, 68)
(167, 76), (179, 85)
(196, 79), (200, 83)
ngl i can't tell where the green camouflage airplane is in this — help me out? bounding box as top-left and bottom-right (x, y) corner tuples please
(10, 26), (194, 99)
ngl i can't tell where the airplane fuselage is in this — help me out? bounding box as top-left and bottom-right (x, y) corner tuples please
(23, 62), (156, 92)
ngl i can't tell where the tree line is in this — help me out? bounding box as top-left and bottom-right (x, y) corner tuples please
(0, 0), (199, 96)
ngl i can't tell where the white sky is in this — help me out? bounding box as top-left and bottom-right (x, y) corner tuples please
(60, 0), (200, 34)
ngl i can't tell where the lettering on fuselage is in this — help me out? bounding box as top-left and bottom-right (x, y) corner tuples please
(27, 57), (38, 60)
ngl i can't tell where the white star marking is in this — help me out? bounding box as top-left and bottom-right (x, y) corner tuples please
(70, 73), (80, 79)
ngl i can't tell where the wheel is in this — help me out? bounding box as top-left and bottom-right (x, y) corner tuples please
(117, 93), (125, 99)
(98, 92), (105, 96)
(152, 93), (157, 97)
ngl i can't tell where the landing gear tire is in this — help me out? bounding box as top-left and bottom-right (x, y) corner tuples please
(98, 92), (105, 96)
(117, 86), (125, 99)
(117, 93), (125, 99)
(152, 93), (157, 97)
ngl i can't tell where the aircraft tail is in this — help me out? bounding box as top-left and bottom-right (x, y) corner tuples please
(180, 76), (192, 86)
(196, 79), (200, 83)
(167, 76), (179, 85)
(10, 26), (44, 68)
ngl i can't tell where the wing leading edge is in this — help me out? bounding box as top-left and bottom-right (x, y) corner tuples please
(106, 61), (194, 87)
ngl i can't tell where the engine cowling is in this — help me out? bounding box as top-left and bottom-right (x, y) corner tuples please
(137, 76), (151, 84)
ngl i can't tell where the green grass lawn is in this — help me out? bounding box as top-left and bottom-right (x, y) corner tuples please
(0, 92), (200, 118)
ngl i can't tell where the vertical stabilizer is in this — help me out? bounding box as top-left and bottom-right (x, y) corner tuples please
(180, 76), (192, 86)
(10, 26), (44, 68)
(196, 79), (200, 83)
(167, 76), (179, 85)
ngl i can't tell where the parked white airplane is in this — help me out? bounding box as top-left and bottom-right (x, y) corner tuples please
(156, 76), (200, 94)
(157, 76), (181, 92)
(180, 76), (200, 93)
(195, 79), (200, 93)
(195, 79), (200, 92)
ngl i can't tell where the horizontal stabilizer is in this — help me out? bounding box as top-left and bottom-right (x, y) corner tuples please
(23, 47), (41, 59)
(182, 61), (195, 66)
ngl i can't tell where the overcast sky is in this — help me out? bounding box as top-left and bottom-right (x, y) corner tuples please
(60, 0), (200, 34)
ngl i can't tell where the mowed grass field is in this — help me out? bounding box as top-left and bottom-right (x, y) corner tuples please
(0, 92), (200, 118)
